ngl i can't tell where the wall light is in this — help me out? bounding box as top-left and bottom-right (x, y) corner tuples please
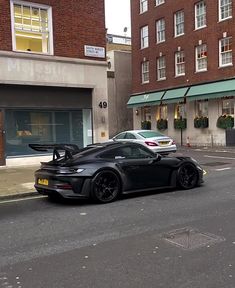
(135, 109), (139, 116)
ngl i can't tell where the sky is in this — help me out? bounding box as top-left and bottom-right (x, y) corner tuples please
(105, 0), (131, 37)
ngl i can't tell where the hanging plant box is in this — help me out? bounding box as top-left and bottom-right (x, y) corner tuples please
(216, 115), (234, 129)
(174, 118), (187, 130)
(194, 116), (209, 128)
(157, 119), (168, 130)
(141, 120), (151, 130)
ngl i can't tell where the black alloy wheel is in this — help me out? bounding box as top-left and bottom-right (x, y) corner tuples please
(177, 163), (198, 189)
(91, 170), (121, 203)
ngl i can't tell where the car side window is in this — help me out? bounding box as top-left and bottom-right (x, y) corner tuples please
(125, 133), (136, 139)
(99, 147), (132, 159)
(128, 145), (153, 159)
(114, 133), (126, 139)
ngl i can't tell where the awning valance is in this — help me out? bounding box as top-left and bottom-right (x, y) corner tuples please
(187, 78), (235, 101)
(161, 87), (188, 104)
(127, 91), (165, 107)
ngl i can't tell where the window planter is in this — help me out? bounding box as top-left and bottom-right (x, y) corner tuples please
(141, 120), (151, 130)
(194, 116), (209, 128)
(157, 119), (168, 130)
(174, 118), (187, 130)
(216, 115), (234, 129)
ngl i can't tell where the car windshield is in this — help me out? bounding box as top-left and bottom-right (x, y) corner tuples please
(138, 131), (164, 138)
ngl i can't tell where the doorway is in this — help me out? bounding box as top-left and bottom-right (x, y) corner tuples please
(0, 110), (5, 165)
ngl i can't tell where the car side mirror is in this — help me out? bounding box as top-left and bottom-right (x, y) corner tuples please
(149, 154), (161, 164)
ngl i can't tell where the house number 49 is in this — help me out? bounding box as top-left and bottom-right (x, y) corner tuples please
(99, 101), (108, 108)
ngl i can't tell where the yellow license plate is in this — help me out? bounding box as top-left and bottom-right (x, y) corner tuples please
(159, 141), (170, 146)
(38, 178), (49, 186)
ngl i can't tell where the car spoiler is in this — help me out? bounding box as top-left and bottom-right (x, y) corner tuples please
(28, 144), (79, 161)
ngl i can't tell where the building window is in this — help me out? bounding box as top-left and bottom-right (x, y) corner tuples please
(141, 25), (149, 49)
(175, 103), (186, 119)
(141, 60), (149, 83)
(5, 109), (92, 157)
(158, 105), (167, 119)
(140, 0), (148, 13)
(156, 0), (165, 6)
(175, 51), (185, 76)
(157, 56), (166, 80)
(174, 10), (184, 37)
(195, 1), (206, 29)
(196, 44), (207, 72)
(195, 100), (208, 117)
(10, 1), (53, 54)
(219, 37), (232, 67)
(219, 0), (232, 21)
(222, 98), (234, 115)
(156, 18), (165, 43)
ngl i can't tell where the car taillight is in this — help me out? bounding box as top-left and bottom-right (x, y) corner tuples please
(145, 141), (158, 146)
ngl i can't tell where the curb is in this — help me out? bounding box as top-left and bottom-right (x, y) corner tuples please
(0, 191), (39, 202)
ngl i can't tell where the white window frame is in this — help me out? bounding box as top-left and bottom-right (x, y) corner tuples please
(219, 0), (232, 21)
(140, 0), (148, 14)
(222, 98), (234, 115)
(174, 10), (184, 37)
(156, 0), (165, 6)
(156, 18), (165, 43)
(175, 51), (185, 76)
(195, 1), (206, 30)
(195, 44), (207, 72)
(157, 56), (166, 80)
(10, 0), (54, 55)
(141, 61), (149, 83)
(140, 25), (149, 49)
(219, 37), (233, 67)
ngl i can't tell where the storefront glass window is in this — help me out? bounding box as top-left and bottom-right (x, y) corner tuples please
(5, 109), (92, 156)
(195, 100), (208, 117)
(222, 98), (234, 115)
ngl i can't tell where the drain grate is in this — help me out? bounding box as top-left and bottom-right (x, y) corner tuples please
(163, 227), (225, 250)
(201, 162), (229, 166)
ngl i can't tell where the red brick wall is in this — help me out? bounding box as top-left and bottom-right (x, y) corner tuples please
(131, 0), (235, 94)
(0, 0), (106, 60)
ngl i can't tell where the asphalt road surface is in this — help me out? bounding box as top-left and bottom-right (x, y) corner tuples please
(0, 148), (235, 288)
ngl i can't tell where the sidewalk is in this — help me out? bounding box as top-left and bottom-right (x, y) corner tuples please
(0, 145), (235, 201)
(0, 164), (40, 200)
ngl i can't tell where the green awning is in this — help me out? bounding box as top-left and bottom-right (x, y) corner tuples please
(187, 78), (235, 101)
(161, 87), (188, 104)
(127, 91), (165, 107)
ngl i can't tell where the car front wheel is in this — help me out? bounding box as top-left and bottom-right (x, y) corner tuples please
(91, 170), (121, 203)
(177, 163), (198, 189)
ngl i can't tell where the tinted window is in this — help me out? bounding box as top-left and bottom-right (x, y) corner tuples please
(125, 133), (136, 139)
(138, 131), (164, 138)
(114, 133), (126, 139)
(99, 145), (154, 159)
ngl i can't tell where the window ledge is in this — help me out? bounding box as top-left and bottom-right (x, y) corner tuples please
(194, 25), (207, 31)
(219, 64), (233, 69)
(195, 69), (208, 73)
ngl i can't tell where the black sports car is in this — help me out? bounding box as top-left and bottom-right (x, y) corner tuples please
(29, 142), (204, 203)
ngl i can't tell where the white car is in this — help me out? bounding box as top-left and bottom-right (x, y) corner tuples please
(111, 130), (177, 155)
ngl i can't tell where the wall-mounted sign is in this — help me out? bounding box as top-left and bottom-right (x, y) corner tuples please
(84, 45), (105, 58)
(99, 101), (108, 108)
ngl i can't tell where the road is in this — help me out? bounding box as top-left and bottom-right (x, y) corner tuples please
(0, 148), (235, 288)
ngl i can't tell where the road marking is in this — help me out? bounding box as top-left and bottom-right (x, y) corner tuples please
(204, 155), (235, 160)
(215, 167), (232, 171)
(0, 195), (46, 204)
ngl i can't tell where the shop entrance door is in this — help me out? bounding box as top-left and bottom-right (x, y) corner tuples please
(0, 110), (5, 166)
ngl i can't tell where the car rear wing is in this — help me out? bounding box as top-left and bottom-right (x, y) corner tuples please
(28, 144), (79, 161)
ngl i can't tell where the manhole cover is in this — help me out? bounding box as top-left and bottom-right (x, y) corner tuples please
(163, 228), (225, 250)
(202, 162), (229, 166)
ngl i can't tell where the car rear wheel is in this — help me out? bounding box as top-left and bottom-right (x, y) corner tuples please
(91, 170), (121, 203)
(177, 163), (198, 189)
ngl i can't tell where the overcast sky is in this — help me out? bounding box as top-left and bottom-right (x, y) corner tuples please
(105, 0), (131, 36)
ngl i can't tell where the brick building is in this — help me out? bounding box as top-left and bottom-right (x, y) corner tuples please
(0, 0), (107, 166)
(129, 0), (235, 146)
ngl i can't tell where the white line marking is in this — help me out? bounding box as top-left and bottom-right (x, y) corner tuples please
(204, 155), (235, 160)
(0, 195), (46, 204)
(215, 167), (232, 171)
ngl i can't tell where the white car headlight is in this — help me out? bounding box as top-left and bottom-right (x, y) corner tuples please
(76, 168), (85, 173)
